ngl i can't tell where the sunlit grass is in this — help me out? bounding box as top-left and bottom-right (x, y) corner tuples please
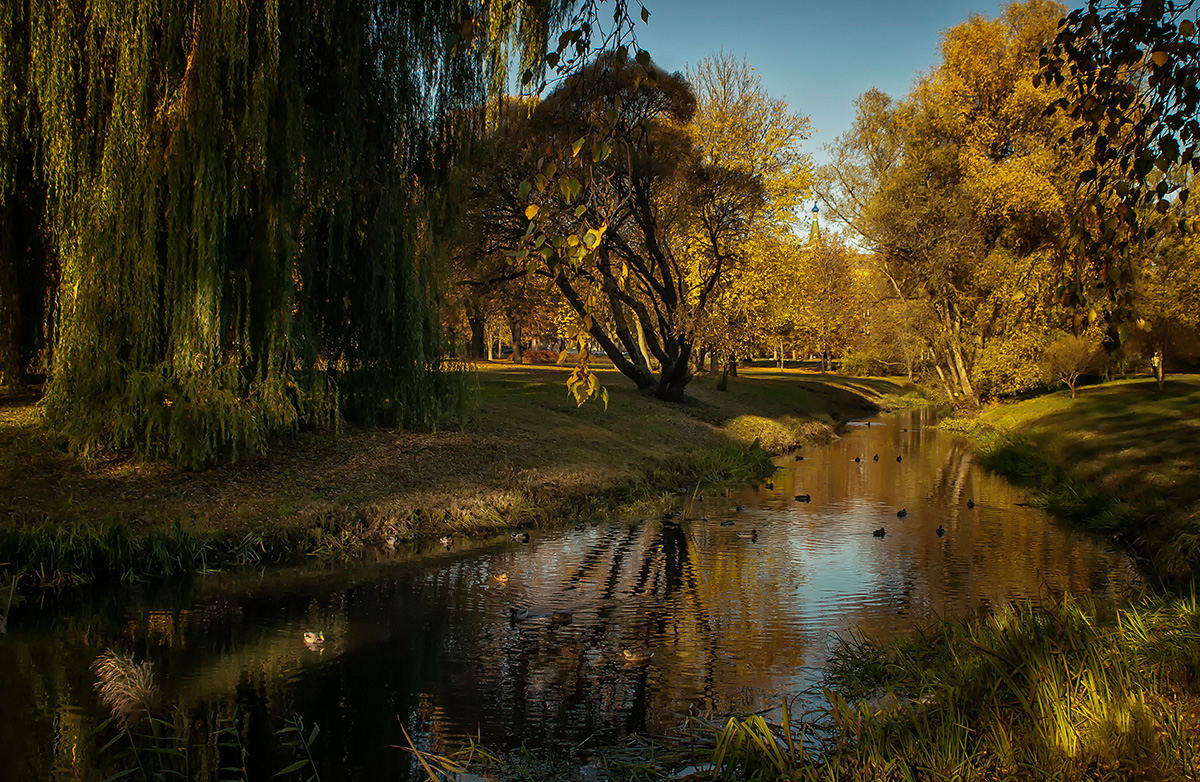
(944, 376), (1200, 582)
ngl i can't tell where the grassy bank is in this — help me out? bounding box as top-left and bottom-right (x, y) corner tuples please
(1, 365), (908, 585)
(941, 376), (1200, 583)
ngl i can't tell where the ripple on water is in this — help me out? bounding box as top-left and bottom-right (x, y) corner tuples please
(4, 409), (1138, 781)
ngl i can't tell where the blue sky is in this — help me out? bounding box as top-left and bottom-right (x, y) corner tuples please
(634, 0), (1079, 167)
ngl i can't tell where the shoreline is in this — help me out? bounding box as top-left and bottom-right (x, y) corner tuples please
(938, 376), (1200, 586)
(1, 365), (917, 586)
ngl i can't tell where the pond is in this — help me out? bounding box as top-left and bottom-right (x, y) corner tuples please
(1, 408), (1138, 780)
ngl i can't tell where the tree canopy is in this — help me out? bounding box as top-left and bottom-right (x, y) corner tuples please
(0, 0), (617, 465)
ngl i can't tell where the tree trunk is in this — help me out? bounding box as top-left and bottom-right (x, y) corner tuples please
(943, 304), (977, 403)
(1155, 345), (1165, 391)
(777, 342), (784, 370)
(716, 363), (730, 391)
(486, 326), (494, 361)
(727, 355), (738, 377)
(466, 316), (485, 360)
(635, 316), (652, 371)
(710, 352), (719, 373)
(934, 363), (956, 400)
(510, 319), (523, 364)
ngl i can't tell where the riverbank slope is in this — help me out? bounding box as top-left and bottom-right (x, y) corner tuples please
(944, 375), (1200, 583)
(1, 365), (916, 583)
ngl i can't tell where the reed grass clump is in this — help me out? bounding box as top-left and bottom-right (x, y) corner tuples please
(812, 595), (1200, 781)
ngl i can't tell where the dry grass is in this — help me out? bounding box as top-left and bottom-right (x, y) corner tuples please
(93, 650), (159, 729)
(1, 365), (908, 545)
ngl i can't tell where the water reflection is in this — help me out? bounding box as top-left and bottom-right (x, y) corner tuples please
(2, 409), (1138, 781)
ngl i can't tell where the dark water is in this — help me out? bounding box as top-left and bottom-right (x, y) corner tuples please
(1, 409), (1138, 780)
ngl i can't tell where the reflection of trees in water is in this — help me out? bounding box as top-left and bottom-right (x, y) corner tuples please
(4, 409), (1139, 780)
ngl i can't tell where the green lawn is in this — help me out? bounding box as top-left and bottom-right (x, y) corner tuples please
(961, 376), (1200, 581)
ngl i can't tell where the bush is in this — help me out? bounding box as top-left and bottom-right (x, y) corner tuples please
(518, 349), (558, 365)
(838, 352), (888, 377)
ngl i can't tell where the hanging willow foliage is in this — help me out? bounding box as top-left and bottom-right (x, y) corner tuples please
(0, 0), (580, 466)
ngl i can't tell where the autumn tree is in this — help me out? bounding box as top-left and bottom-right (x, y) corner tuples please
(793, 235), (866, 373)
(1044, 331), (1104, 397)
(821, 0), (1083, 403)
(465, 52), (810, 402)
(687, 54), (813, 382)
(1134, 222), (1200, 389)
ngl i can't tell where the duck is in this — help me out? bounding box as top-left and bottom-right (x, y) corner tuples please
(736, 530), (758, 540)
(854, 456), (861, 463)
(623, 649), (654, 664)
(575, 520), (586, 531)
(511, 531), (530, 543)
(735, 505), (746, 512)
(382, 535), (398, 552)
(439, 535), (453, 548)
(508, 606), (529, 622)
(967, 499), (975, 509)
(796, 455), (805, 461)
(550, 610), (574, 624)
(795, 494), (811, 502)
(896, 509), (907, 518)
(873, 528), (886, 537)
(493, 573), (509, 584)
(303, 631), (324, 647)
(896, 455), (902, 462)
(936, 525), (945, 537)
(720, 519), (735, 526)
(873, 453), (880, 462)
(764, 481), (774, 490)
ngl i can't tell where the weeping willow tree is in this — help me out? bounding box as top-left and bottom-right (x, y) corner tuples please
(0, 0), (595, 466)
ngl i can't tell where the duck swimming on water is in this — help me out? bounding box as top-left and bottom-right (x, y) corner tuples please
(936, 525), (945, 537)
(623, 649), (654, 664)
(795, 494), (811, 502)
(967, 499), (975, 509)
(873, 528), (886, 537)
(896, 508), (907, 518)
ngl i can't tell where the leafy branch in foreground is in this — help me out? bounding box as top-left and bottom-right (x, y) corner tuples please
(1038, 0), (1198, 314)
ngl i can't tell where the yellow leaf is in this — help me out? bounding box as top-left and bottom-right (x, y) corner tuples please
(1152, 50), (1170, 67)
(524, 204), (539, 220)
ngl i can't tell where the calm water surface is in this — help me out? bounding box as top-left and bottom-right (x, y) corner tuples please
(1, 409), (1138, 780)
